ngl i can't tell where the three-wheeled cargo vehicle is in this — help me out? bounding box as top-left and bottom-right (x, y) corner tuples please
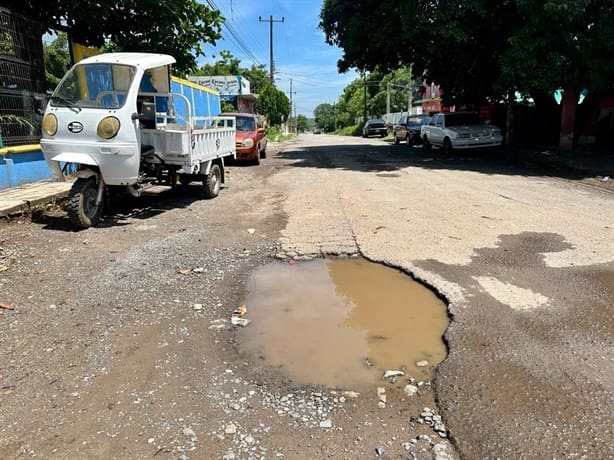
(40, 52), (236, 229)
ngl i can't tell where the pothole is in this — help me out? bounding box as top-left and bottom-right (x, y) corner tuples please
(237, 257), (449, 388)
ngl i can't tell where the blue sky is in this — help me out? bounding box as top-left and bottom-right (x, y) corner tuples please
(198, 0), (359, 117)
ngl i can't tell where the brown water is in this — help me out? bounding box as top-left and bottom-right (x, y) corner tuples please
(237, 257), (449, 388)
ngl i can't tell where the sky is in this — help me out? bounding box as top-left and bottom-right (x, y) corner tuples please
(198, 0), (359, 117)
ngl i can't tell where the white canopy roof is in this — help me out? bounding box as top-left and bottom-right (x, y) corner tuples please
(77, 52), (176, 70)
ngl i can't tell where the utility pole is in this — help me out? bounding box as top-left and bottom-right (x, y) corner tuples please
(259, 15), (285, 85)
(386, 82), (391, 119)
(363, 72), (367, 122)
(288, 78), (297, 134)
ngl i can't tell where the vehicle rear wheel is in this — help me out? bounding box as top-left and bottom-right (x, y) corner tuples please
(179, 174), (191, 186)
(67, 177), (102, 229)
(423, 136), (432, 152)
(203, 163), (221, 199)
(443, 137), (453, 154)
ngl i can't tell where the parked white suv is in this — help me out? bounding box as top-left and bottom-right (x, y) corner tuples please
(420, 112), (503, 153)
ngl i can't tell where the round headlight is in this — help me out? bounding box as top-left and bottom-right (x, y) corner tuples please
(97, 116), (120, 139)
(242, 138), (254, 148)
(42, 114), (57, 136)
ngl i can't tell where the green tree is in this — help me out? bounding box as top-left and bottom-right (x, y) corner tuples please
(296, 114), (310, 133)
(314, 103), (335, 132)
(43, 32), (71, 92)
(194, 50), (241, 76)
(320, 0), (614, 148)
(258, 85), (290, 125)
(6, 0), (223, 73)
(499, 0), (614, 148)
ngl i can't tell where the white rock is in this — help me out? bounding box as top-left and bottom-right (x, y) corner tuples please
(403, 384), (418, 396)
(383, 370), (404, 379)
(247, 228), (256, 234)
(147, 438), (155, 444)
(416, 360), (429, 367)
(183, 427), (197, 442)
(231, 316), (251, 327)
(193, 303), (203, 311)
(376, 387), (387, 403)
(225, 423), (237, 434)
(319, 419), (332, 428)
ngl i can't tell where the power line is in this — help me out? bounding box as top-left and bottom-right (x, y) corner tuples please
(206, 0), (262, 67)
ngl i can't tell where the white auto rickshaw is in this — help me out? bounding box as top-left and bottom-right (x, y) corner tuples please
(40, 52), (236, 229)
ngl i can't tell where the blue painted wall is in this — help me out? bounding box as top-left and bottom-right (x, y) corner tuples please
(0, 149), (54, 189)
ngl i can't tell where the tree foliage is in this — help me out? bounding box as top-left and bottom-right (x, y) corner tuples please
(320, 0), (614, 145)
(5, 0), (223, 73)
(43, 32), (71, 91)
(296, 114), (311, 133)
(258, 84), (291, 125)
(314, 103), (336, 132)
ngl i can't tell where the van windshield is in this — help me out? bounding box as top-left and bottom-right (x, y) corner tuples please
(51, 63), (136, 110)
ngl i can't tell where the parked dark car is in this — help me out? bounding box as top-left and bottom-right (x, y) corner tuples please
(362, 119), (388, 138)
(393, 114), (432, 146)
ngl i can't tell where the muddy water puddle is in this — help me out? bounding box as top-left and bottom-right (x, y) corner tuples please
(237, 257), (449, 388)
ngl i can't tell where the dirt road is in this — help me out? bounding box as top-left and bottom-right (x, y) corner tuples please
(1, 134), (612, 459)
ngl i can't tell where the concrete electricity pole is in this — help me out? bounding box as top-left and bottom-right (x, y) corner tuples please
(289, 78), (297, 133)
(259, 15), (285, 85)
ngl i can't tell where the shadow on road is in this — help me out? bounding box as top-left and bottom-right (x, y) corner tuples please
(277, 137), (612, 181)
(32, 185), (218, 231)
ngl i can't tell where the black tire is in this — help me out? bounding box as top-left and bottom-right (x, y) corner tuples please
(66, 177), (102, 229)
(406, 134), (413, 147)
(394, 135), (400, 145)
(443, 137), (453, 154)
(253, 151), (261, 165)
(260, 145), (267, 159)
(423, 136), (432, 152)
(179, 175), (191, 186)
(203, 163), (221, 198)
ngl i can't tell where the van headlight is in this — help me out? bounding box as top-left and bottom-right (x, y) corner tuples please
(42, 114), (57, 136)
(97, 116), (120, 139)
(242, 138), (254, 148)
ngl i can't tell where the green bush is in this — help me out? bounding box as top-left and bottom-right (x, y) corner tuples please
(337, 124), (363, 136)
(266, 126), (294, 142)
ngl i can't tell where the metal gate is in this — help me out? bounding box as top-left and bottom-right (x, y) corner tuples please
(0, 7), (45, 147)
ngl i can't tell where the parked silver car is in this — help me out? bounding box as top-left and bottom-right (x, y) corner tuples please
(420, 112), (503, 153)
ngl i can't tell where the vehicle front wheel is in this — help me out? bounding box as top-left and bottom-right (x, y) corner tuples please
(406, 134), (413, 147)
(66, 177), (102, 229)
(423, 136), (432, 152)
(394, 135), (400, 145)
(203, 163), (221, 198)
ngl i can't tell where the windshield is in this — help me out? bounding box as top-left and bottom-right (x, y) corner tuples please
(236, 116), (256, 131)
(51, 63), (136, 110)
(445, 113), (483, 126)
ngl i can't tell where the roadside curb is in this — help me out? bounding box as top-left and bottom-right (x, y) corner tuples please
(0, 180), (74, 218)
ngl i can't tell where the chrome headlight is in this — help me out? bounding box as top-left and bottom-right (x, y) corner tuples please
(97, 116), (120, 139)
(42, 114), (57, 136)
(242, 138), (255, 148)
